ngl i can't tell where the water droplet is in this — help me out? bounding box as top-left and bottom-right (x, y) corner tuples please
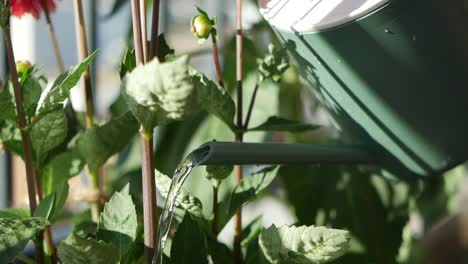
(384, 29), (394, 34)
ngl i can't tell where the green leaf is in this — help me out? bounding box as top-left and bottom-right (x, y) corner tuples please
(97, 184), (137, 260)
(41, 151), (85, 192)
(157, 34), (175, 62)
(170, 213), (208, 264)
(119, 48), (136, 79)
(22, 76), (42, 118)
(259, 225), (351, 264)
(34, 192), (55, 220)
(0, 209), (29, 218)
(217, 166), (278, 230)
(248, 116), (319, 132)
(57, 233), (119, 264)
(0, 120), (22, 156)
(0, 88), (15, 121)
(205, 165), (233, 187)
(155, 169), (203, 218)
(242, 216), (263, 248)
(0, 217), (49, 262)
(257, 44), (289, 82)
(49, 181), (69, 221)
(76, 111), (139, 173)
(39, 50), (98, 113)
(30, 109), (68, 165)
(190, 68), (236, 129)
(124, 55), (197, 130)
(206, 234), (234, 264)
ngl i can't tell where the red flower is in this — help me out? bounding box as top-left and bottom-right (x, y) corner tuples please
(11, 0), (56, 19)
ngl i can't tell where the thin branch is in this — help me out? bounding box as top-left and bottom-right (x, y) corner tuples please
(132, 1), (159, 263)
(243, 80), (260, 129)
(39, 0), (65, 72)
(212, 185), (219, 236)
(4, 21), (41, 264)
(139, 0), (148, 62)
(73, 0), (100, 223)
(73, 0), (94, 129)
(211, 35), (224, 87)
(234, 0), (244, 263)
(131, 0), (144, 65)
(149, 0), (160, 60)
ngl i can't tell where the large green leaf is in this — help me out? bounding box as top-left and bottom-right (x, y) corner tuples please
(124, 55), (235, 131)
(124, 55), (197, 131)
(259, 225), (350, 264)
(248, 116), (319, 132)
(189, 67), (236, 129)
(217, 166), (278, 230)
(39, 50), (98, 113)
(57, 233), (119, 264)
(30, 109), (68, 165)
(0, 209), (29, 218)
(41, 151), (85, 191)
(22, 76), (43, 118)
(97, 184), (137, 260)
(0, 217), (49, 262)
(155, 169), (203, 218)
(279, 165), (409, 263)
(76, 111), (139, 173)
(170, 213), (208, 264)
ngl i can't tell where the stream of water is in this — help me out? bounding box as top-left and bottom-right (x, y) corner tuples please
(153, 156), (197, 264)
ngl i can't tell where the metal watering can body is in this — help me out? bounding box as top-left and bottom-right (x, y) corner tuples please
(257, 0), (468, 179)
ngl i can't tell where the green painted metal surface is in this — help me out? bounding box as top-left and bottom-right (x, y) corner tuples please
(269, 0), (468, 178)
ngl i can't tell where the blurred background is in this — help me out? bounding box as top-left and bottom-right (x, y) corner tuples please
(2, 0), (468, 263)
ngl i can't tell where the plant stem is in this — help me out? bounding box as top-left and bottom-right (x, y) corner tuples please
(234, 0), (244, 262)
(132, 1), (159, 263)
(73, 0), (100, 222)
(4, 24), (41, 263)
(243, 80), (260, 129)
(131, 0), (144, 65)
(16, 254), (37, 264)
(140, 130), (158, 264)
(212, 185), (219, 236)
(149, 0), (160, 60)
(73, 0), (94, 129)
(140, 0), (148, 63)
(39, 0), (65, 72)
(34, 170), (57, 264)
(211, 35), (224, 87)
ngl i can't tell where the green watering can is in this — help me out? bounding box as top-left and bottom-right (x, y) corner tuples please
(245, 0), (468, 179)
(190, 0), (468, 180)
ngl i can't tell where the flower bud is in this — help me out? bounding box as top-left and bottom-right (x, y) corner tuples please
(191, 15), (213, 39)
(16, 60), (32, 76)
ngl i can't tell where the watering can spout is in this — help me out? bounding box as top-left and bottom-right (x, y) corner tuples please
(189, 141), (375, 166)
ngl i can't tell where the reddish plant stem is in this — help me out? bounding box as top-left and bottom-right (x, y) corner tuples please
(73, 0), (100, 223)
(140, 131), (158, 264)
(131, 0), (144, 65)
(149, 0), (160, 60)
(234, 0), (244, 262)
(132, 1), (159, 263)
(140, 0), (148, 62)
(4, 25), (42, 264)
(211, 35), (224, 87)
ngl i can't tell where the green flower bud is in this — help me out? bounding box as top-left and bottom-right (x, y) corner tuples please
(16, 60), (32, 76)
(191, 15), (213, 39)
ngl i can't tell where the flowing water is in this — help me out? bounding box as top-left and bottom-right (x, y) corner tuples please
(153, 156), (197, 264)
